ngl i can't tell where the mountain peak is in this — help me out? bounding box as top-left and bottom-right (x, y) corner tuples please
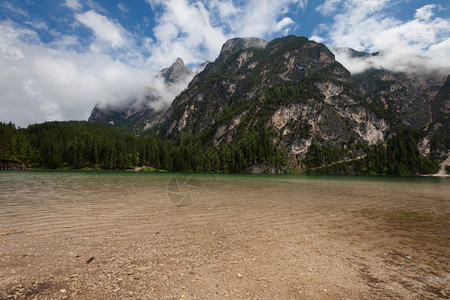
(159, 57), (193, 84)
(220, 37), (268, 55)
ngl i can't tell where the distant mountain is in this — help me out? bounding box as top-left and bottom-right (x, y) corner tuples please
(333, 47), (379, 58)
(88, 58), (193, 132)
(88, 35), (449, 174)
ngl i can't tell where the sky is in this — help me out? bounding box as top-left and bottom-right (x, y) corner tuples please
(1, 0), (449, 127)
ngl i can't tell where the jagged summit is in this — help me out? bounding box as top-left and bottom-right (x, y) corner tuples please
(159, 58), (192, 84)
(220, 37), (268, 55)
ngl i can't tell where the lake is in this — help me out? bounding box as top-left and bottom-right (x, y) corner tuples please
(1, 171), (449, 299)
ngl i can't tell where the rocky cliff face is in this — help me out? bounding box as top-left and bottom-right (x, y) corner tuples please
(161, 36), (400, 170)
(159, 36), (448, 172)
(429, 75), (450, 156)
(353, 68), (445, 130)
(159, 58), (193, 84)
(88, 58), (193, 132)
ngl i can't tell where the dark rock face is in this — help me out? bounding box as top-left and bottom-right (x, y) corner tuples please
(159, 58), (193, 84)
(88, 103), (124, 125)
(429, 75), (450, 156)
(432, 75), (450, 122)
(353, 69), (446, 130)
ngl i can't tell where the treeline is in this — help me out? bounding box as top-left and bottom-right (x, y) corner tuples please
(0, 121), (279, 172)
(0, 121), (439, 175)
(0, 122), (33, 166)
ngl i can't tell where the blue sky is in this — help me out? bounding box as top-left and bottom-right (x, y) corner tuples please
(1, 0), (449, 126)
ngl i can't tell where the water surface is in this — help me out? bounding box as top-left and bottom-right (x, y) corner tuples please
(0, 171), (449, 299)
(1, 171), (448, 233)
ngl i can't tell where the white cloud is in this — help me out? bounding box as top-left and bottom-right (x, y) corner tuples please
(65, 0), (83, 11)
(224, 0), (302, 37)
(147, 0), (227, 68)
(147, 0), (304, 69)
(333, 47), (446, 75)
(275, 17), (295, 33)
(0, 20), (152, 127)
(1, 2), (28, 16)
(84, 0), (108, 14)
(316, 0), (341, 16)
(75, 10), (128, 48)
(117, 3), (129, 13)
(425, 38), (450, 70)
(415, 4), (436, 21)
(315, 1), (450, 73)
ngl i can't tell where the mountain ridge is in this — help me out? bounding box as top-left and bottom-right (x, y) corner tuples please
(88, 35), (449, 174)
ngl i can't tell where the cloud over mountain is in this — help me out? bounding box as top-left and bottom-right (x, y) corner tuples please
(313, 1), (450, 73)
(0, 0), (448, 127)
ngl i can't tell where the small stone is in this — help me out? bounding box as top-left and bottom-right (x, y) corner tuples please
(60, 289), (67, 293)
(405, 256), (412, 259)
(237, 273), (242, 278)
(323, 289), (328, 293)
(86, 257), (94, 264)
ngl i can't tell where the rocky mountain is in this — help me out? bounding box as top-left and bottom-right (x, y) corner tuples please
(89, 35), (449, 174)
(157, 36), (446, 172)
(429, 75), (450, 157)
(89, 58), (193, 132)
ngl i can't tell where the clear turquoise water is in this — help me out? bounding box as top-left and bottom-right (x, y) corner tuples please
(1, 170), (449, 234)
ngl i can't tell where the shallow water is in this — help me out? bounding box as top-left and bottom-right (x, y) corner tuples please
(1, 170), (449, 234)
(1, 170), (449, 299)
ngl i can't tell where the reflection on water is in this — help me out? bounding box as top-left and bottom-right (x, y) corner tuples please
(0, 171), (449, 234)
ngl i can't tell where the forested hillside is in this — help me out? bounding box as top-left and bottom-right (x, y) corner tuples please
(0, 121), (441, 175)
(0, 121), (277, 172)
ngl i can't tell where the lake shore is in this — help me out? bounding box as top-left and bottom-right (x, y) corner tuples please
(1, 173), (449, 299)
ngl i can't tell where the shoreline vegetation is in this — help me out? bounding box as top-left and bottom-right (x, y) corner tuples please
(1, 121), (447, 176)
